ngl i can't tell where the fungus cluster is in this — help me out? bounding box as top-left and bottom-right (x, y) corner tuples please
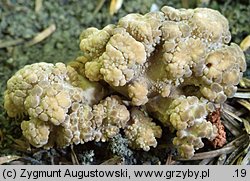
(4, 6), (246, 158)
(4, 62), (161, 150)
(75, 6), (246, 106)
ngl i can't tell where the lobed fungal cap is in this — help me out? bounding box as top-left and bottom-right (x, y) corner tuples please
(124, 108), (162, 151)
(76, 6), (246, 106)
(4, 62), (107, 147)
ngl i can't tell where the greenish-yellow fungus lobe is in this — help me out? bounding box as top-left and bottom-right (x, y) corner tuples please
(76, 6), (245, 106)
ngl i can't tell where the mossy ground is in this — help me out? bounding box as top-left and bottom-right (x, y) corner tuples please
(0, 0), (249, 165)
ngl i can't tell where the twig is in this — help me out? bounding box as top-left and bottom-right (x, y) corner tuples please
(240, 35), (250, 51)
(198, 157), (214, 165)
(0, 155), (21, 165)
(94, 0), (106, 15)
(239, 77), (250, 89)
(241, 146), (250, 165)
(176, 147), (235, 161)
(222, 109), (243, 123)
(70, 145), (79, 165)
(21, 157), (43, 165)
(224, 142), (249, 165)
(216, 154), (227, 165)
(25, 24), (56, 47)
(237, 99), (250, 111)
(242, 118), (250, 134)
(237, 88), (250, 92)
(109, 0), (123, 16)
(0, 129), (3, 144)
(100, 156), (125, 165)
(223, 103), (246, 117)
(221, 110), (242, 133)
(221, 118), (241, 136)
(35, 0), (43, 13)
(234, 92), (250, 99)
(165, 154), (176, 165)
(0, 38), (24, 49)
(176, 134), (249, 161)
(225, 134), (248, 148)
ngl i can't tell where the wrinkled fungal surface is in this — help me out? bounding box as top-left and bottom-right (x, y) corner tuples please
(124, 108), (162, 151)
(76, 6), (246, 106)
(70, 6), (246, 158)
(4, 62), (162, 151)
(3, 6), (247, 159)
(4, 63), (129, 147)
(147, 95), (218, 158)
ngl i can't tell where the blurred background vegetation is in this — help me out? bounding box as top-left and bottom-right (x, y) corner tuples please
(0, 0), (249, 165)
